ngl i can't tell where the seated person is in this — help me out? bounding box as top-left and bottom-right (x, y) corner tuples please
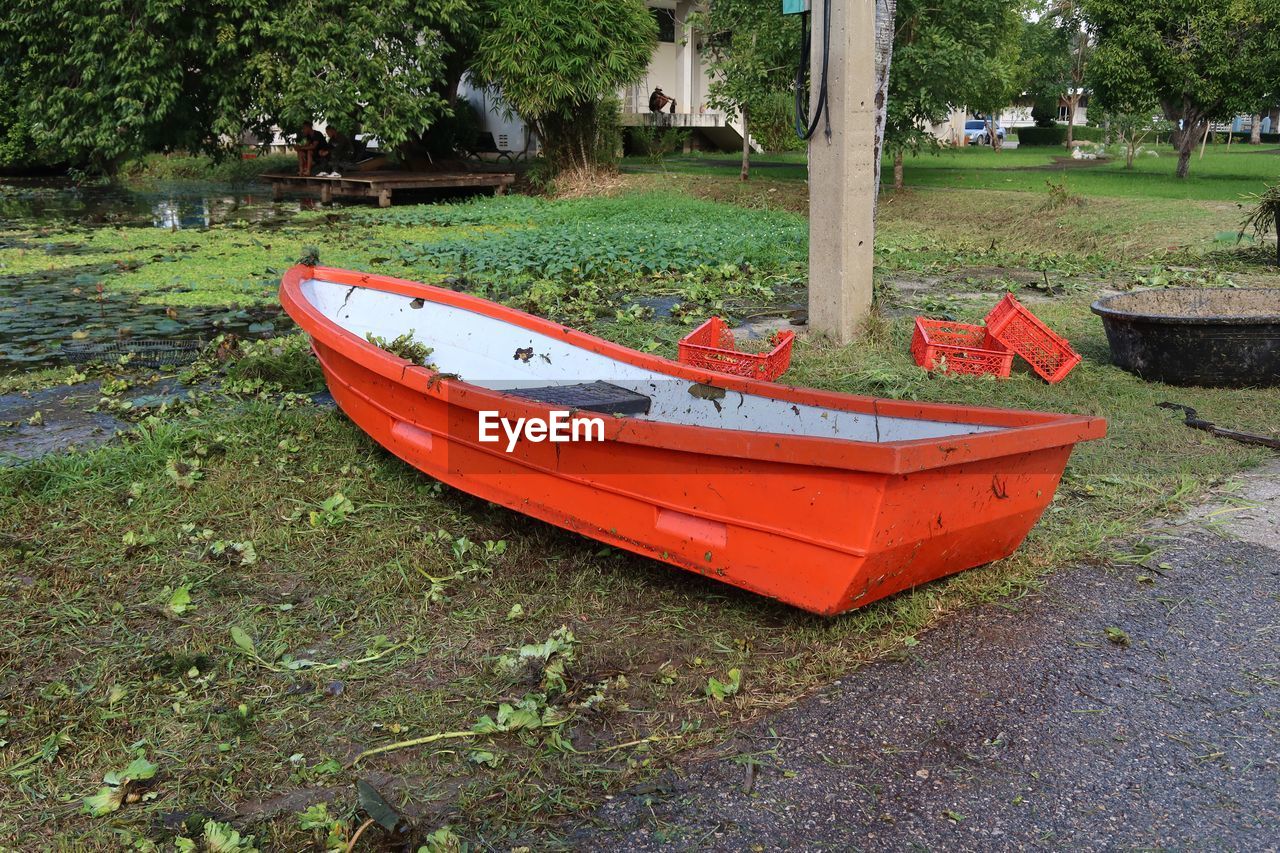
(322, 125), (356, 176)
(649, 87), (677, 115)
(294, 121), (331, 176)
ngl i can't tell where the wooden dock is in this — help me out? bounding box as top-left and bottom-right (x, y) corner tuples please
(261, 171), (515, 207)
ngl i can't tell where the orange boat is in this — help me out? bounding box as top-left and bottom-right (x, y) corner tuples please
(280, 265), (1106, 615)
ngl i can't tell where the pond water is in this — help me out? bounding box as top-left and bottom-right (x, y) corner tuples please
(0, 179), (304, 372)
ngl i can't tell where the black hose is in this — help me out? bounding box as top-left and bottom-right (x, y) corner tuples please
(793, 0), (832, 141)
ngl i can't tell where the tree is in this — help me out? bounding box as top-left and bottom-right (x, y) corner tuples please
(1018, 4), (1090, 147)
(695, 3), (791, 181)
(1105, 106), (1168, 168)
(884, 0), (1025, 187)
(692, 0), (800, 181)
(0, 0), (479, 172)
(471, 0), (655, 175)
(1020, 16), (1071, 111)
(245, 0), (481, 160)
(873, 0), (897, 199)
(1083, 0), (1280, 178)
(962, 3), (1025, 153)
(1051, 3), (1090, 147)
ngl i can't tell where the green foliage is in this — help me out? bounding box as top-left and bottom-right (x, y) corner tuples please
(1020, 15), (1073, 108)
(399, 193), (805, 289)
(1, 1), (244, 169)
(1083, 0), (1280, 175)
(495, 626), (578, 694)
(298, 803), (349, 851)
(247, 0), (479, 157)
(705, 667), (742, 701)
(1017, 125), (1069, 146)
(1105, 108), (1170, 167)
(0, 0), (480, 171)
(886, 0), (1025, 160)
(365, 332), (436, 367)
(690, 0), (801, 174)
(82, 754), (158, 817)
(1030, 98), (1058, 128)
(310, 492), (356, 528)
(749, 91), (807, 153)
(117, 153), (297, 184)
(1238, 183), (1280, 264)
(0, 86), (46, 171)
(471, 0), (655, 173)
(627, 127), (691, 166)
(1230, 131), (1280, 145)
(1011, 123), (1104, 146)
(1070, 125), (1105, 143)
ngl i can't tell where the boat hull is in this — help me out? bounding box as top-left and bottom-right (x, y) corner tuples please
(314, 338), (1075, 614)
(281, 266), (1105, 615)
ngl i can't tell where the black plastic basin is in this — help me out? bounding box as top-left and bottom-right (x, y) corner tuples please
(1091, 288), (1280, 387)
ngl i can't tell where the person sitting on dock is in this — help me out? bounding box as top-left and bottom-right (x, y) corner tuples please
(319, 125), (356, 177)
(294, 121), (331, 176)
(648, 87), (677, 115)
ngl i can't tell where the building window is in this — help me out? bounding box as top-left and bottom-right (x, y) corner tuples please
(652, 7), (677, 43)
(1058, 105), (1069, 121)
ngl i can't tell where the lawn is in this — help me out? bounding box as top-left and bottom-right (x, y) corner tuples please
(2, 163), (1279, 848)
(627, 142), (1280, 202)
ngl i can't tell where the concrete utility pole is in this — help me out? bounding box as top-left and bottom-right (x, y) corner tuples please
(807, 0), (878, 343)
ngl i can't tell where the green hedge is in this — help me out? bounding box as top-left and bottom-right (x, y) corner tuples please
(1016, 125), (1067, 146)
(1014, 124), (1107, 146)
(1229, 131), (1280, 144)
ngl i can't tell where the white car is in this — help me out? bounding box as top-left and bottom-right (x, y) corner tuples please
(964, 119), (1005, 145)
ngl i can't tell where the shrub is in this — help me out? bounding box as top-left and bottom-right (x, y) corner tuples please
(1016, 125), (1068, 146)
(625, 126), (690, 162)
(1030, 99), (1058, 127)
(1229, 131), (1280, 144)
(118, 152), (296, 183)
(1239, 183), (1280, 265)
(750, 92), (806, 153)
(472, 0), (656, 175)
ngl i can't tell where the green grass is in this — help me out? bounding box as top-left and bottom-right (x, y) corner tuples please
(896, 144), (1280, 200)
(629, 143), (1280, 202)
(3, 294), (1274, 848)
(3, 167), (1280, 847)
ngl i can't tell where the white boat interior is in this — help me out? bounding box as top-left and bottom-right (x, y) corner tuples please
(302, 277), (1005, 443)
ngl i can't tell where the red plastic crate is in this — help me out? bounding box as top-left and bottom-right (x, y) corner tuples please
(985, 294), (1081, 383)
(678, 316), (794, 381)
(911, 317), (1014, 378)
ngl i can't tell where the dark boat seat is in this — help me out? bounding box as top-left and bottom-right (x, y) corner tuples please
(506, 381), (651, 416)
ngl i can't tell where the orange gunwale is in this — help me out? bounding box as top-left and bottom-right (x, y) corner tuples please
(280, 264), (1107, 475)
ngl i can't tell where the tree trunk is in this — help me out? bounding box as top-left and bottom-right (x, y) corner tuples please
(871, 0), (897, 211)
(1176, 121), (1203, 179)
(739, 107), (750, 181)
(893, 149), (903, 189)
(1066, 95), (1078, 147)
(1251, 114), (1262, 144)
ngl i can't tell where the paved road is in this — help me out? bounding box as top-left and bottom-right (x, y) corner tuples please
(573, 463), (1280, 851)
